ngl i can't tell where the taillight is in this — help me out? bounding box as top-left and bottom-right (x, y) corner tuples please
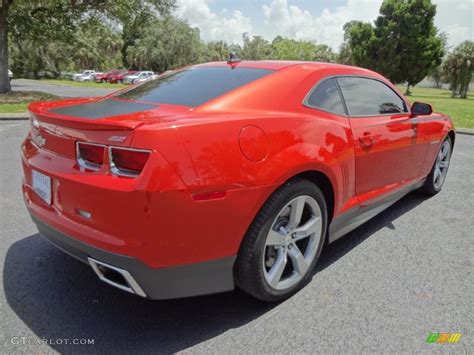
(109, 147), (150, 177)
(76, 142), (105, 171)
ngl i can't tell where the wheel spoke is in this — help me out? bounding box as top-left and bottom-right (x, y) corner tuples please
(440, 144), (449, 159)
(293, 216), (321, 241)
(288, 244), (308, 275)
(439, 160), (449, 168)
(434, 166), (442, 184)
(266, 229), (286, 246)
(288, 196), (305, 230)
(268, 254), (287, 287)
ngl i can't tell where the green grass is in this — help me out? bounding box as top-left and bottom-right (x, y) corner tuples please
(398, 86), (473, 129)
(0, 103), (29, 113)
(37, 79), (127, 89)
(0, 91), (59, 114)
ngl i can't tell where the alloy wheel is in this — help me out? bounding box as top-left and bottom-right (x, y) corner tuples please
(433, 140), (451, 189)
(262, 195), (323, 290)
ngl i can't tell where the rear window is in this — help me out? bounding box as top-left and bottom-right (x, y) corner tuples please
(305, 78), (347, 116)
(115, 66), (274, 107)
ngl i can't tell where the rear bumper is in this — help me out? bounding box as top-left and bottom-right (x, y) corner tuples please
(32, 214), (236, 299)
(21, 136), (272, 268)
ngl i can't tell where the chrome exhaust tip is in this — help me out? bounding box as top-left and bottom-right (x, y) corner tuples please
(88, 257), (147, 297)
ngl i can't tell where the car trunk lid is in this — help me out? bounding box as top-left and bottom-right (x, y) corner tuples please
(28, 97), (190, 158)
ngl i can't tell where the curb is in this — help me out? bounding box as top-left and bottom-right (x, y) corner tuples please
(0, 113), (29, 121)
(16, 79), (78, 88)
(16, 78), (126, 89)
(456, 128), (474, 136)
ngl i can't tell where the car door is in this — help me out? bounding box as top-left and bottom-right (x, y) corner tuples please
(337, 76), (429, 199)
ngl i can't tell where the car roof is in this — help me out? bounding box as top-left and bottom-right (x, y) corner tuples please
(195, 60), (371, 73)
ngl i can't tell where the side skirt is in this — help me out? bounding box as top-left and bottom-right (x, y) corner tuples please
(328, 179), (425, 243)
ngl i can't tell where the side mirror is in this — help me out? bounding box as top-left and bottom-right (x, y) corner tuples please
(411, 102), (432, 116)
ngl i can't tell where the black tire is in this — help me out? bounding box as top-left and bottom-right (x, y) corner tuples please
(235, 178), (328, 302)
(421, 136), (452, 195)
(101, 79), (106, 83)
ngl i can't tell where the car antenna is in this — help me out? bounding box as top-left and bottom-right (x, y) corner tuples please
(227, 52), (241, 67)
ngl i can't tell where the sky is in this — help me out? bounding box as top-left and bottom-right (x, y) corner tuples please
(175, 0), (474, 50)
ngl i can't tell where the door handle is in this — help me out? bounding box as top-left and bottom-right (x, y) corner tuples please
(359, 132), (373, 147)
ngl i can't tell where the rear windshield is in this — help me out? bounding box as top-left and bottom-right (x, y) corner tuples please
(115, 66), (274, 107)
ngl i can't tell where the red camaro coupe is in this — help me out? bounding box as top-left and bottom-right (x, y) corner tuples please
(21, 60), (455, 301)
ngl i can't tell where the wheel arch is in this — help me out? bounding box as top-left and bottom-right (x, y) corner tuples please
(448, 130), (455, 148)
(290, 170), (335, 224)
(236, 168), (336, 256)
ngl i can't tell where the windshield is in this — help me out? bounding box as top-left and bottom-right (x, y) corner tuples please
(115, 66), (274, 107)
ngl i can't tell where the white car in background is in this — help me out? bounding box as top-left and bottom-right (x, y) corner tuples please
(123, 71), (156, 84)
(77, 72), (101, 82)
(8, 69), (13, 81)
(72, 70), (96, 82)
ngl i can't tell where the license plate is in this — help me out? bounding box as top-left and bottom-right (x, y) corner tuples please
(32, 170), (52, 205)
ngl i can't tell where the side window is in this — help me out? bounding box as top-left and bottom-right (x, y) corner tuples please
(336, 77), (407, 116)
(305, 78), (346, 116)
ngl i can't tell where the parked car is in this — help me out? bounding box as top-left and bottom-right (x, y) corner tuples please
(72, 70), (96, 81)
(77, 72), (100, 82)
(123, 71), (155, 84)
(133, 72), (158, 84)
(95, 70), (121, 83)
(22, 60), (455, 302)
(108, 70), (135, 84)
(8, 69), (13, 81)
(60, 71), (75, 80)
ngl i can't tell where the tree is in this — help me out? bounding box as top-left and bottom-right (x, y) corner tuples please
(374, 0), (444, 94)
(0, 0), (14, 93)
(1, 0), (95, 92)
(105, 0), (176, 68)
(428, 65), (445, 89)
(443, 41), (474, 99)
(205, 41), (230, 61)
(341, 0), (444, 95)
(313, 44), (336, 63)
(126, 17), (202, 72)
(9, 4), (111, 77)
(270, 36), (336, 62)
(1, 0), (176, 93)
(241, 34), (272, 60)
(427, 33), (449, 88)
(339, 21), (376, 67)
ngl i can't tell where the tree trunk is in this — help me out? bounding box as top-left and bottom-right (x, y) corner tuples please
(405, 83), (411, 96)
(0, 1), (11, 93)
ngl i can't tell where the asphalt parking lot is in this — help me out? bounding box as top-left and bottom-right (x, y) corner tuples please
(0, 121), (472, 354)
